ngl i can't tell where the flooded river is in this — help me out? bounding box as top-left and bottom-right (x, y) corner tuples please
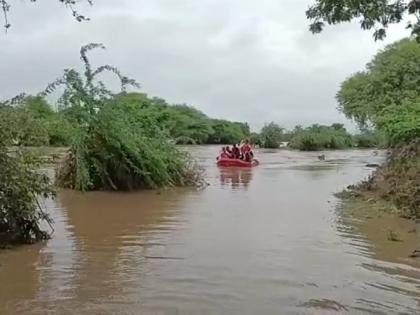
(1, 146), (419, 314)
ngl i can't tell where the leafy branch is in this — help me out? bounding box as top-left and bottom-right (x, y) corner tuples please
(41, 43), (140, 119)
(307, 0), (420, 41)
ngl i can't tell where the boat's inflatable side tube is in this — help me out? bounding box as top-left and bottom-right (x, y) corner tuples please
(217, 158), (259, 167)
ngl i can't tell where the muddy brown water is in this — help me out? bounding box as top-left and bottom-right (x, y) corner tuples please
(1, 146), (419, 314)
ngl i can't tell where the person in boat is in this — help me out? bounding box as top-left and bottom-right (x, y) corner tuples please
(219, 147), (229, 159)
(231, 144), (240, 159)
(226, 146), (232, 156)
(240, 139), (253, 162)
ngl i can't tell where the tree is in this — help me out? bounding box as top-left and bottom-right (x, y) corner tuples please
(288, 124), (353, 150)
(337, 39), (420, 144)
(208, 119), (247, 144)
(1, 0), (92, 30)
(46, 44), (201, 191)
(0, 146), (55, 247)
(307, 0), (420, 41)
(0, 0), (93, 247)
(260, 122), (284, 148)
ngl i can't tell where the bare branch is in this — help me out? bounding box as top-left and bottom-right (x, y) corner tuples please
(1, 0), (93, 30)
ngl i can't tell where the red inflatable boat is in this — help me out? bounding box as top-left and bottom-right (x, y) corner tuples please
(217, 157), (259, 167)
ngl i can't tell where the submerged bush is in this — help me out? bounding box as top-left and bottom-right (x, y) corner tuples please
(0, 147), (54, 246)
(288, 124), (353, 151)
(260, 122), (284, 148)
(48, 43), (201, 191)
(57, 101), (202, 190)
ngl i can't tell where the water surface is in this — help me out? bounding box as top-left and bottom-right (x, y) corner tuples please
(1, 146), (419, 314)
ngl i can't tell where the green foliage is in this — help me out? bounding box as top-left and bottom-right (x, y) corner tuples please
(0, 102), (49, 146)
(109, 92), (249, 145)
(45, 115), (76, 146)
(376, 101), (420, 144)
(307, 0), (420, 41)
(288, 124), (353, 151)
(48, 44), (201, 191)
(353, 130), (388, 148)
(0, 96), (76, 147)
(57, 101), (200, 190)
(165, 105), (214, 144)
(0, 146), (54, 246)
(208, 119), (248, 144)
(250, 132), (263, 147)
(260, 122), (284, 148)
(338, 39), (420, 144)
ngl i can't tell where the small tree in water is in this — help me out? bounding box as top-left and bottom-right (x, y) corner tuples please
(0, 108), (54, 247)
(45, 43), (201, 191)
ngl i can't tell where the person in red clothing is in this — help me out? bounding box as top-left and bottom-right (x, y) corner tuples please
(219, 147), (229, 159)
(240, 139), (253, 162)
(231, 144), (240, 159)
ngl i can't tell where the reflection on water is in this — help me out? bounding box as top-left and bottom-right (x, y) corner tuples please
(0, 146), (419, 314)
(219, 167), (253, 189)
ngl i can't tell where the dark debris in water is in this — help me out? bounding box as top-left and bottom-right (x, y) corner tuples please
(298, 299), (349, 311)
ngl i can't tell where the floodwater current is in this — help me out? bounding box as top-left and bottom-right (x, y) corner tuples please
(0, 146), (419, 314)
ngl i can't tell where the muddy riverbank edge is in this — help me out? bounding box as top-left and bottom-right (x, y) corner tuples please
(337, 140), (420, 263)
(338, 140), (419, 220)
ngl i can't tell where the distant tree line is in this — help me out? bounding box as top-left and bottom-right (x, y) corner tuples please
(0, 92), (251, 148)
(250, 122), (385, 150)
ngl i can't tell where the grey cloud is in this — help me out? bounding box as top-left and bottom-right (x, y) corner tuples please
(0, 0), (407, 131)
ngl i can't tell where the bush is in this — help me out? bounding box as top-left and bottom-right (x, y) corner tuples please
(45, 114), (76, 146)
(353, 130), (387, 148)
(57, 101), (201, 190)
(0, 147), (54, 246)
(288, 124), (353, 151)
(376, 101), (420, 146)
(207, 119), (248, 144)
(260, 122), (284, 148)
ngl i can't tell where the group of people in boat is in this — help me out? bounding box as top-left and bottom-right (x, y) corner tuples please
(218, 139), (255, 162)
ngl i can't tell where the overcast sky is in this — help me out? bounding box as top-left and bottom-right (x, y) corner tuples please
(0, 0), (407, 131)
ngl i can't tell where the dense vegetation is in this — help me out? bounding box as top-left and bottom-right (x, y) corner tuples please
(40, 43), (206, 191)
(0, 93), (251, 149)
(0, 0), (95, 247)
(288, 124), (353, 150)
(0, 96), (75, 147)
(251, 122), (383, 150)
(0, 113), (55, 247)
(336, 39), (420, 220)
(111, 93), (250, 146)
(338, 39), (420, 145)
(258, 123), (285, 148)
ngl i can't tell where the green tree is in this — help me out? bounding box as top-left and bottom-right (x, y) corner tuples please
(208, 119), (247, 144)
(46, 44), (200, 191)
(18, 96), (54, 119)
(0, 0), (93, 247)
(260, 122), (284, 148)
(353, 130), (387, 148)
(288, 124), (353, 151)
(0, 147), (54, 247)
(337, 39), (420, 144)
(307, 0), (420, 41)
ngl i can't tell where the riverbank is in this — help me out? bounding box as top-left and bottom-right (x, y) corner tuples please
(339, 140), (420, 220)
(339, 198), (420, 268)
